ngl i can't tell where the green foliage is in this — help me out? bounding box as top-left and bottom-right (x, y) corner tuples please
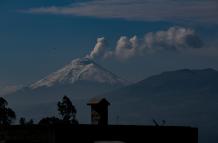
(38, 95), (79, 125)
(57, 96), (78, 123)
(0, 97), (16, 125)
(38, 117), (61, 125)
(19, 117), (34, 125)
(19, 117), (26, 125)
(28, 119), (34, 125)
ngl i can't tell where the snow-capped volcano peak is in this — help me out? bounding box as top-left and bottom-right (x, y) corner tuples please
(30, 57), (126, 89)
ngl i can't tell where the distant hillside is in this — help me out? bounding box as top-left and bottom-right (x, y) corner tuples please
(101, 68), (218, 143)
(107, 68), (218, 97)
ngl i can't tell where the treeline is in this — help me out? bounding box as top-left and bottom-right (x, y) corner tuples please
(0, 96), (78, 125)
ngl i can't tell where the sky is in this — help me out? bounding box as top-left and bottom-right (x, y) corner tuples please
(0, 0), (218, 95)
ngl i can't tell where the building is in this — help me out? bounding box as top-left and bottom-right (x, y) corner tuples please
(87, 98), (110, 125)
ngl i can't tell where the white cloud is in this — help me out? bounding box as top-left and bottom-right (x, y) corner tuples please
(88, 26), (203, 61)
(88, 37), (107, 59)
(143, 26), (202, 51)
(0, 85), (21, 96)
(114, 36), (138, 60)
(23, 0), (218, 24)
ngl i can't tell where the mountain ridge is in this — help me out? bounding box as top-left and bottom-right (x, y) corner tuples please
(30, 57), (126, 89)
(97, 68), (218, 143)
(114, 68), (218, 97)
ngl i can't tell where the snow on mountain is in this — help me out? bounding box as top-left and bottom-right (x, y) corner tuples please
(30, 57), (126, 89)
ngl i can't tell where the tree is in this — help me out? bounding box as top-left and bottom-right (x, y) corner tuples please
(57, 96), (78, 124)
(0, 97), (16, 125)
(19, 117), (26, 125)
(38, 117), (61, 125)
(28, 119), (34, 125)
(19, 117), (34, 125)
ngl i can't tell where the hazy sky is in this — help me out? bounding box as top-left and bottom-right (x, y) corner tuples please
(0, 0), (218, 94)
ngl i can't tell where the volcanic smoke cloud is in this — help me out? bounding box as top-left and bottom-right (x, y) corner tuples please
(89, 37), (107, 59)
(88, 26), (203, 61)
